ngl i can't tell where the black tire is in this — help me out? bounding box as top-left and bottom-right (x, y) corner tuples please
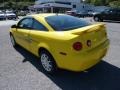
(100, 19), (103, 22)
(39, 49), (57, 74)
(94, 16), (101, 22)
(10, 34), (17, 47)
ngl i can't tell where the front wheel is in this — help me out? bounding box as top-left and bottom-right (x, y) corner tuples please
(10, 34), (17, 47)
(94, 16), (102, 22)
(39, 50), (57, 74)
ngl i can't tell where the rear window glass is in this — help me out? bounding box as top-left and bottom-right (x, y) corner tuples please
(45, 15), (90, 31)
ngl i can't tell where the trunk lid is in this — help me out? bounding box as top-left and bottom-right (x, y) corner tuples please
(70, 23), (108, 51)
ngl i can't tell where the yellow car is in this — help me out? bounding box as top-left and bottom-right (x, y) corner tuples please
(10, 14), (109, 73)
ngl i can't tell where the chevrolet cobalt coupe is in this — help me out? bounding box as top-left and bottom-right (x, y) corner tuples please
(10, 14), (109, 73)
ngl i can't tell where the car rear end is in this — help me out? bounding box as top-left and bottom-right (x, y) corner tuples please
(6, 12), (17, 20)
(45, 14), (109, 71)
(66, 11), (77, 17)
(54, 24), (109, 71)
(0, 15), (6, 20)
(0, 12), (6, 20)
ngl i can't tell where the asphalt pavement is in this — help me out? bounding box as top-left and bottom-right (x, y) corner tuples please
(0, 19), (120, 90)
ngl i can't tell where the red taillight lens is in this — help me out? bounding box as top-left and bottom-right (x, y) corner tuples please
(73, 42), (82, 51)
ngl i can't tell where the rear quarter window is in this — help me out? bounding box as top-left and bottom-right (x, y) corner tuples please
(32, 19), (48, 31)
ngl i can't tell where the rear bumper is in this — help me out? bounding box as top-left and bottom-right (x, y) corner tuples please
(0, 16), (6, 20)
(55, 39), (110, 71)
(7, 16), (17, 19)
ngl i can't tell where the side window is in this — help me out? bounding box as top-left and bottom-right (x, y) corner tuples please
(108, 9), (117, 14)
(103, 9), (109, 14)
(32, 19), (48, 31)
(18, 18), (33, 29)
(110, 10), (116, 14)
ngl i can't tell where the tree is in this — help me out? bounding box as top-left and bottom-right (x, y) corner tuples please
(0, 0), (35, 10)
(85, 0), (104, 5)
(109, 1), (120, 8)
(85, 0), (119, 6)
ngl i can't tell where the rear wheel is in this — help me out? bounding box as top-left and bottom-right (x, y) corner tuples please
(10, 34), (17, 47)
(39, 49), (57, 74)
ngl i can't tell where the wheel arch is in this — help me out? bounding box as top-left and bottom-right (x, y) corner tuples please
(9, 32), (16, 41)
(10, 32), (12, 35)
(37, 43), (54, 58)
(38, 46), (58, 67)
(38, 47), (50, 55)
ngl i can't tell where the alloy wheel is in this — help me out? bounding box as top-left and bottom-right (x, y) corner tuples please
(41, 53), (53, 72)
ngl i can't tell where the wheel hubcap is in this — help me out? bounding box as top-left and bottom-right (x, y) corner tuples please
(95, 17), (99, 21)
(41, 53), (52, 72)
(10, 35), (15, 46)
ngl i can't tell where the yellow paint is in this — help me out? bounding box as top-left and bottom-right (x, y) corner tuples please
(10, 14), (109, 71)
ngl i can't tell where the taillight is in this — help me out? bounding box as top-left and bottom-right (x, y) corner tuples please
(73, 42), (82, 51)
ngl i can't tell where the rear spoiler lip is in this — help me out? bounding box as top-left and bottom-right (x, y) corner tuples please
(71, 23), (106, 35)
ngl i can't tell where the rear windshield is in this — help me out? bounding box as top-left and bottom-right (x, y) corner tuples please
(45, 15), (90, 31)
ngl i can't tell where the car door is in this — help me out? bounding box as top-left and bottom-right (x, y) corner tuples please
(29, 19), (48, 56)
(116, 9), (120, 21)
(102, 9), (112, 20)
(14, 18), (33, 50)
(109, 9), (118, 20)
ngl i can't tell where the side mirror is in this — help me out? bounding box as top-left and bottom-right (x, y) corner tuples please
(11, 24), (17, 28)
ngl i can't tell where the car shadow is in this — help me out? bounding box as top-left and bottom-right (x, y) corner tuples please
(15, 46), (120, 90)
